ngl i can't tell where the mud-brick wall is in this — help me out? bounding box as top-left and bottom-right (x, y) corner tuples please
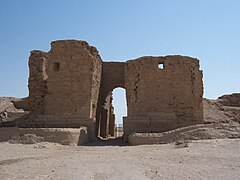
(28, 50), (48, 114)
(42, 40), (102, 126)
(96, 62), (125, 137)
(124, 56), (203, 136)
(90, 49), (102, 119)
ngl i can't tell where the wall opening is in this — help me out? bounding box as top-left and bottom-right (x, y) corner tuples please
(158, 63), (164, 70)
(112, 87), (127, 137)
(97, 87), (127, 139)
(53, 62), (60, 71)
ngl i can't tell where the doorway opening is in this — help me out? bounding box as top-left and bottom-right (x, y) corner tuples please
(96, 87), (127, 140)
(112, 87), (127, 138)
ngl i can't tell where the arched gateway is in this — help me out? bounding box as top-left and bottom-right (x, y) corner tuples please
(22, 40), (203, 141)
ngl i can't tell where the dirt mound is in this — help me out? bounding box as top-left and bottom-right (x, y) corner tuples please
(129, 123), (240, 145)
(0, 97), (29, 127)
(217, 93), (240, 107)
(9, 133), (44, 144)
(0, 97), (21, 113)
(203, 95), (240, 124)
(0, 127), (88, 146)
(203, 98), (230, 123)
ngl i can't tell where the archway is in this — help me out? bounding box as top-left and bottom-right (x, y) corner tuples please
(95, 62), (126, 139)
(96, 87), (127, 139)
(112, 87), (127, 137)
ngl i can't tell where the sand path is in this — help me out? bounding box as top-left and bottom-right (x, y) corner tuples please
(0, 139), (240, 180)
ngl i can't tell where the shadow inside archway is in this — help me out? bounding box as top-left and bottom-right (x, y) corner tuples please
(85, 137), (127, 146)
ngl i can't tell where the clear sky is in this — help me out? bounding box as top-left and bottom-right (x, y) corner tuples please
(0, 0), (240, 124)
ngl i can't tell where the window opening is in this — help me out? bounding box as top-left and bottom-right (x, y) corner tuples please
(158, 63), (164, 70)
(53, 62), (60, 71)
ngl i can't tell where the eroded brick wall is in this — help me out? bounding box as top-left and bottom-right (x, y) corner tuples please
(27, 40), (203, 141)
(124, 56), (203, 137)
(96, 62), (125, 138)
(44, 40), (102, 117)
(28, 40), (102, 139)
(28, 50), (48, 114)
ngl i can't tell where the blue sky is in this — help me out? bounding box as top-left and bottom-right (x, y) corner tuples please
(0, 1), (240, 124)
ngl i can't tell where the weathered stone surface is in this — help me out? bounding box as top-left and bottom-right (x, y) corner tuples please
(12, 97), (29, 111)
(128, 123), (240, 145)
(26, 40), (102, 140)
(77, 126), (89, 145)
(28, 50), (48, 114)
(23, 40), (203, 141)
(0, 97), (27, 127)
(123, 56), (203, 139)
(0, 127), (86, 146)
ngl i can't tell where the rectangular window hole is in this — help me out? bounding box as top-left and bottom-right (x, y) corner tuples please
(158, 63), (164, 70)
(53, 62), (60, 71)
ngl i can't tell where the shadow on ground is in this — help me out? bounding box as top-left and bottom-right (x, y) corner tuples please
(86, 137), (127, 146)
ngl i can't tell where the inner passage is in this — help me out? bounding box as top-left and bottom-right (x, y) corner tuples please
(112, 88), (127, 137)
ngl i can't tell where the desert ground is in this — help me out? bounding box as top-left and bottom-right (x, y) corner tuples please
(0, 139), (240, 180)
(1, 94), (240, 179)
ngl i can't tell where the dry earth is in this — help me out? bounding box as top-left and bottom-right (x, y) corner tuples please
(0, 94), (240, 179)
(0, 139), (240, 180)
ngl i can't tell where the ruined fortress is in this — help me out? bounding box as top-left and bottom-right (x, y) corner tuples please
(24, 40), (203, 141)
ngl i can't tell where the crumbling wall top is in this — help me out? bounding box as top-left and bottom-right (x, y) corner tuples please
(50, 40), (102, 61)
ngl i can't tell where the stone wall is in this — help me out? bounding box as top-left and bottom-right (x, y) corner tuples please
(44, 40), (101, 116)
(26, 40), (203, 141)
(123, 56), (203, 138)
(28, 50), (48, 114)
(27, 40), (102, 139)
(96, 62), (125, 138)
(101, 62), (125, 98)
(98, 93), (114, 138)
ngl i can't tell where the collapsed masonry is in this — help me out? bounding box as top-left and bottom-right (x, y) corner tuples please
(23, 40), (203, 141)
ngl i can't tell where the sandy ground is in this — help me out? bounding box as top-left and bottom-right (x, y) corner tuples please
(0, 139), (240, 180)
(1, 96), (240, 179)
